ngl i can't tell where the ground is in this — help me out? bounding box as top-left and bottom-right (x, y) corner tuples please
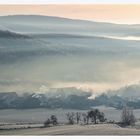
(0, 124), (140, 135)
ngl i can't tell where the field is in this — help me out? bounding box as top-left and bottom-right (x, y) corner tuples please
(0, 107), (140, 135)
(1, 124), (140, 135)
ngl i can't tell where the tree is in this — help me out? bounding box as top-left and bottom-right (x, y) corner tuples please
(88, 110), (95, 123)
(121, 105), (136, 126)
(98, 112), (106, 123)
(44, 118), (51, 127)
(50, 115), (58, 125)
(66, 112), (75, 124)
(88, 109), (100, 124)
(82, 113), (90, 124)
(76, 112), (81, 124)
(44, 115), (58, 127)
(129, 110), (135, 125)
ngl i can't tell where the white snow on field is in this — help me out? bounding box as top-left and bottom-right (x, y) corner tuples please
(1, 124), (140, 135)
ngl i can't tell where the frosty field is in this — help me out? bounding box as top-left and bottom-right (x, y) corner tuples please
(1, 124), (140, 135)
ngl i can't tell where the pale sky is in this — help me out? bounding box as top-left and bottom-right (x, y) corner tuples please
(0, 5), (140, 24)
(0, 0), (140, 4)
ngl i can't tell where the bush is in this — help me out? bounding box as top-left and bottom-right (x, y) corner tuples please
(44, 115), (58, 127)
(44, 118), (51, 127)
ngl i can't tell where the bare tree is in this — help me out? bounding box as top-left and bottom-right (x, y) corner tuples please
(121, 105), (136, 126)
(76, 112), (81, 124)
(129, 109), (135, 125)
(66, 112), (75, 124)
(82, 113), (89, 124)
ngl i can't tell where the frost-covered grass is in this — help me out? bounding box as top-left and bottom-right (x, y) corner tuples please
(1, 124), (140, 135)
(0, 123), (43, 130)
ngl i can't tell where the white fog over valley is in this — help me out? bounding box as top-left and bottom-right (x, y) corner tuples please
(0, 15), (140, 96)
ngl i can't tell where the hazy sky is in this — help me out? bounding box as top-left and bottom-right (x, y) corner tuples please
(1, 0), (140, 4)
(0, 5), (140, 24)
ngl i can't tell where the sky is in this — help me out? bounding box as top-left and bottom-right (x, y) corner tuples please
(0, 0), (140, 4)
(0, 5), (140, 24)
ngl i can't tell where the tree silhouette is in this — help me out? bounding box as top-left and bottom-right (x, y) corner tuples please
(76, 112), (81, 124)
(44, 118), (51, 127)
(98, 112), (106, 123)
(66, 112), (75, 124)
(88, 109), (100, 124)
(82, 113), (89, 124)
(44, 115), (58, 127)
(121, 105), (135, 126)
(50, 115), (58, 125)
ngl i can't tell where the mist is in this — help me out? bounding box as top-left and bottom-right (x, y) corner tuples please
(0, 15), (140, 96)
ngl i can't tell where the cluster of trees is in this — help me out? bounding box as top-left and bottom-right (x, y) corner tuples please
(44, 109), (107, 127)
(44, 106), (137, 128)
(66, 109), (106, 125)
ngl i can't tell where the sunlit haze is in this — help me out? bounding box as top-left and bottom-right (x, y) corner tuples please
(0, 5), (140, 24)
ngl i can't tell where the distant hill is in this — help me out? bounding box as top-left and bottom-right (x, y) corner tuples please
(0, 15), (140, 35)
(0, 30), (29, 38)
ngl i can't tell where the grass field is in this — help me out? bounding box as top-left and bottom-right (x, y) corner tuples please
(0, 124), (140, 135)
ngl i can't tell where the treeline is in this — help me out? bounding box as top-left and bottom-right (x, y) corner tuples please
(43, 109), (107, 127)
(43, 106), (136, 127)
(66, 109), (106, 125)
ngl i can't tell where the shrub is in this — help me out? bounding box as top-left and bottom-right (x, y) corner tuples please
(44, 118), (51, 127)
